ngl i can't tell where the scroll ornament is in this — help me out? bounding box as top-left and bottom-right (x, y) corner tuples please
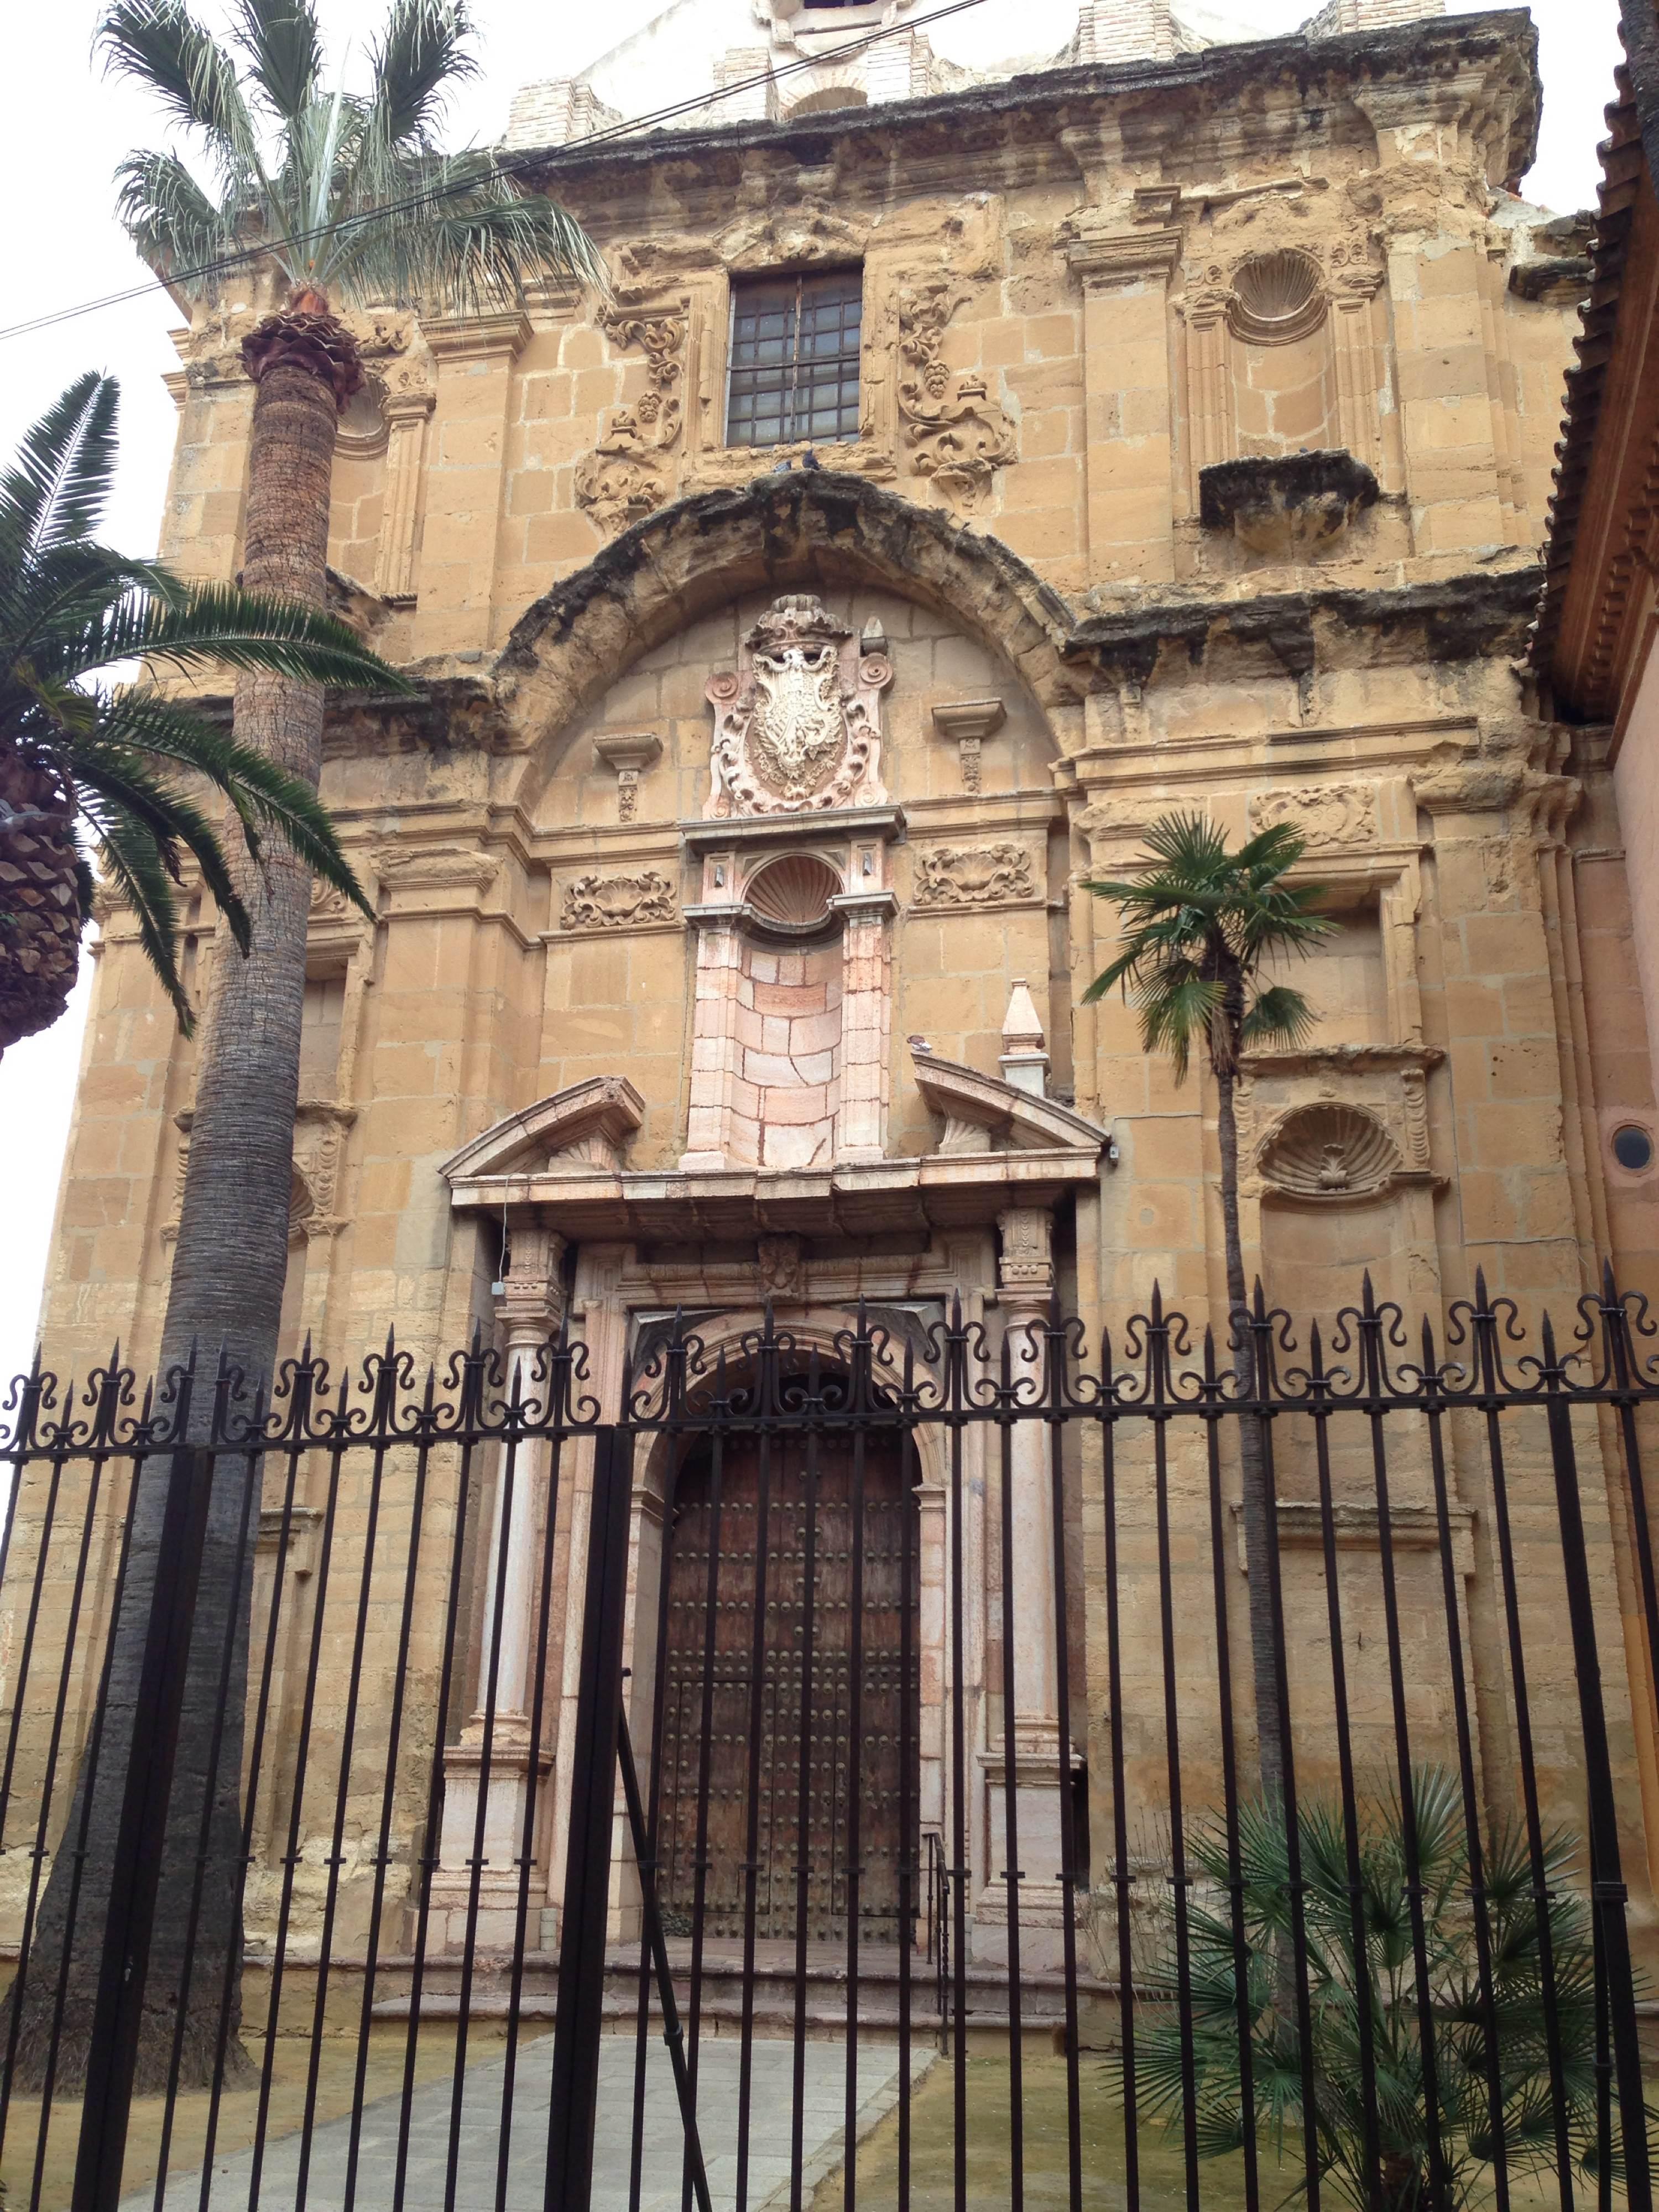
(562, 868), (677, 931)
(573, 308), (688, 536)
(894, 281), (1016, 511)
(912, 842), (1036, 907)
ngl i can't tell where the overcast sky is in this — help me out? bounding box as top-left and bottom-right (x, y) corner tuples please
(0, 0), (1622, 1387)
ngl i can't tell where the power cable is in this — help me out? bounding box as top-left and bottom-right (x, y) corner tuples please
(0, 0), (995, 345)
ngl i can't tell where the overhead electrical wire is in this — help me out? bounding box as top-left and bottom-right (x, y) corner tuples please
(0, 0), (995, 346)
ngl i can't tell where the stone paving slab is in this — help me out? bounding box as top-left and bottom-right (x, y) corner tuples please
(127, 2033), (934, 2211)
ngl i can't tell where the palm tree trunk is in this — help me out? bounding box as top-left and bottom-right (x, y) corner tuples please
(0, 750), (85, 1054)
(1216, 1067), (1286, 1803)
(9, 309), (358, 2093)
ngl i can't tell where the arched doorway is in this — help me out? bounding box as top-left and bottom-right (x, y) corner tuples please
(653, 1422), (919, 1947)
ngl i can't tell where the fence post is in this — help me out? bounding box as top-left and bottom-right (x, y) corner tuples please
(1541, 1352), (1654, 2212)
(71, 1443), (215, 2212)
(545, 1425), (633, 2209)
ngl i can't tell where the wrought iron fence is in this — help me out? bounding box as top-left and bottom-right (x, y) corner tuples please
(0, 1270), (1655, 2212)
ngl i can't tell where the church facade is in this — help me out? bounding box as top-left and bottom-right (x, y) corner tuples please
(37, 0), (1659, 1950)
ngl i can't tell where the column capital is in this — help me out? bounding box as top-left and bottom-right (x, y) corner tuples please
(997, 1204), (1055, 1302)
(497, 1223), (568, 1340)
(420, 310), (535, 364)
(1058, 218), (1182, 291)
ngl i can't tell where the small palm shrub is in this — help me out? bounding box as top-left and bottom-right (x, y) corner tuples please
(1121, 1770), (1616, 2211)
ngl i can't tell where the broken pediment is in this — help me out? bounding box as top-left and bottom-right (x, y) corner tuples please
(441, 1076), (646, 1189)
(909, 1044), (1108, 1157)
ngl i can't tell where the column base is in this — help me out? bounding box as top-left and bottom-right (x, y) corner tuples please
(428, 1715), (551, 1952)
(973, 1721), (1081, 1974)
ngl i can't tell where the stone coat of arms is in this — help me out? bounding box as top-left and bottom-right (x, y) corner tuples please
(704, 595), (893, 817)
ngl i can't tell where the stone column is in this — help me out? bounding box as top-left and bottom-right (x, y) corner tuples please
(412, 311), (531, 656)
(831, 886), (898, 1161)
(1060, 220), (1182, 582)
(1331, 269), (1389, 487)
(975, 1203), (1072, 1969)
(374, 383), (434, 603)
(680, 890), (750, 1172)
(431, 1222), (565, 1949)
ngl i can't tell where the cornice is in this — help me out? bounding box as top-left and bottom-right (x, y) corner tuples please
(512, 11), (1540, 212)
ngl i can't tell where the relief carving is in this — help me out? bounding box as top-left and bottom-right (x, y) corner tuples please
(894, 281), (1016, 510)
(756, 1234), (805, 1301)
(1250, 783), (1378, 849)
(912, 842), (1037, 908)
(562, 868), (677, 931)
(1258, 1102), (1402, 1200)
(705, 594), (893, 818)
(574, 305), (688, 536)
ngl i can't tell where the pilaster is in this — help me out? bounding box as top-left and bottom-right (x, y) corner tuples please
(374, 385), (434, 602)
(413, 311), (533, 655)
(1060, 221), (1182, 582)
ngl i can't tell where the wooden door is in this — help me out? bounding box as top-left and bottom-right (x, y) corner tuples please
(655, 1428), (916, 1945)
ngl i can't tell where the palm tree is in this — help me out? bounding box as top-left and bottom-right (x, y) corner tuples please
(1084, 813), (1332, 1795)
(1, 373), (399, 1053)
(6, 1), (603, 2095)
(98, 0), (603, 1395)
(1124, 1772), (1610, 2211)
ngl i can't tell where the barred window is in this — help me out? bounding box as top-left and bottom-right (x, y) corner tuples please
(726, 269), (864, 448)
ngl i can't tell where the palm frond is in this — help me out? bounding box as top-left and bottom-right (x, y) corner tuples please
(326, 147), (606, 305)
(227, 0), (324, 124)
(362, 0), (478, 153)
(97, 0), (259, 171)
(112, 149), (248, 294)
(1241, 983), (1319, 1055)
(1137, 969), (1223, 1086)
(96, 581), (414, 690)
(90, 808), (195, 1029)
(95, 693), (373, 921)
(0, 374), (117, 563)
(74, 738), (253, 953)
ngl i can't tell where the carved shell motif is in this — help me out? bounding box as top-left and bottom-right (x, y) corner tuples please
(1258, 1103), (1401, 1201)
(745, 853), (842, 932)
(1229, 249), (1327, 345)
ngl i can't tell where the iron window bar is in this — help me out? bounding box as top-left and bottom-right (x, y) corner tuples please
(726, 268), (864, 448)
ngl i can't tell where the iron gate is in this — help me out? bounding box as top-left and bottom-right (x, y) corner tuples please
(0, 1273), (1655, 2211)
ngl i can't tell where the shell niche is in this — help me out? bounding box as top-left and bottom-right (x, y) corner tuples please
(1258, 1103), (1401, 1200)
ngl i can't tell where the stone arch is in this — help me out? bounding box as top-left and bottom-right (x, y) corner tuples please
(499, 469), (1081, 803)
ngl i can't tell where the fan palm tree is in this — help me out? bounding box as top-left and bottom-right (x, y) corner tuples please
(4, 0), (603, 2098)
(1123, 1772), (1609, 2212)
(1084, 813), (1333, 1796)
(1, 372), (399, 1053)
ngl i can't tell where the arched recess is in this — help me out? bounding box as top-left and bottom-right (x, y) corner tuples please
(498, 469), (1082, 810)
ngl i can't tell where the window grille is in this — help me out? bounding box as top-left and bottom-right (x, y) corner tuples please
(726, 269), (864, 447)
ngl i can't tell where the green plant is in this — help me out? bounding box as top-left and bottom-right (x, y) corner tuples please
(1124, 1770), (1614, 2212)
(0, 372), (398, 1045)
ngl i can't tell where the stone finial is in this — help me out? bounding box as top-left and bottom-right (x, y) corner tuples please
(1000, 978), (1050, 1097)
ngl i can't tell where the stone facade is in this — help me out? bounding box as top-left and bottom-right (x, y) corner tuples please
(34, 1), (1659, 1961)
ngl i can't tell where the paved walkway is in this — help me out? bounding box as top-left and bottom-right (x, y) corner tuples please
(129, 2034), (934, 2211)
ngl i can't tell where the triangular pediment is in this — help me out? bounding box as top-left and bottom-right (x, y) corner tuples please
(909, 1046), (1108, 1156)
(441, 1076), (646, 1186)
